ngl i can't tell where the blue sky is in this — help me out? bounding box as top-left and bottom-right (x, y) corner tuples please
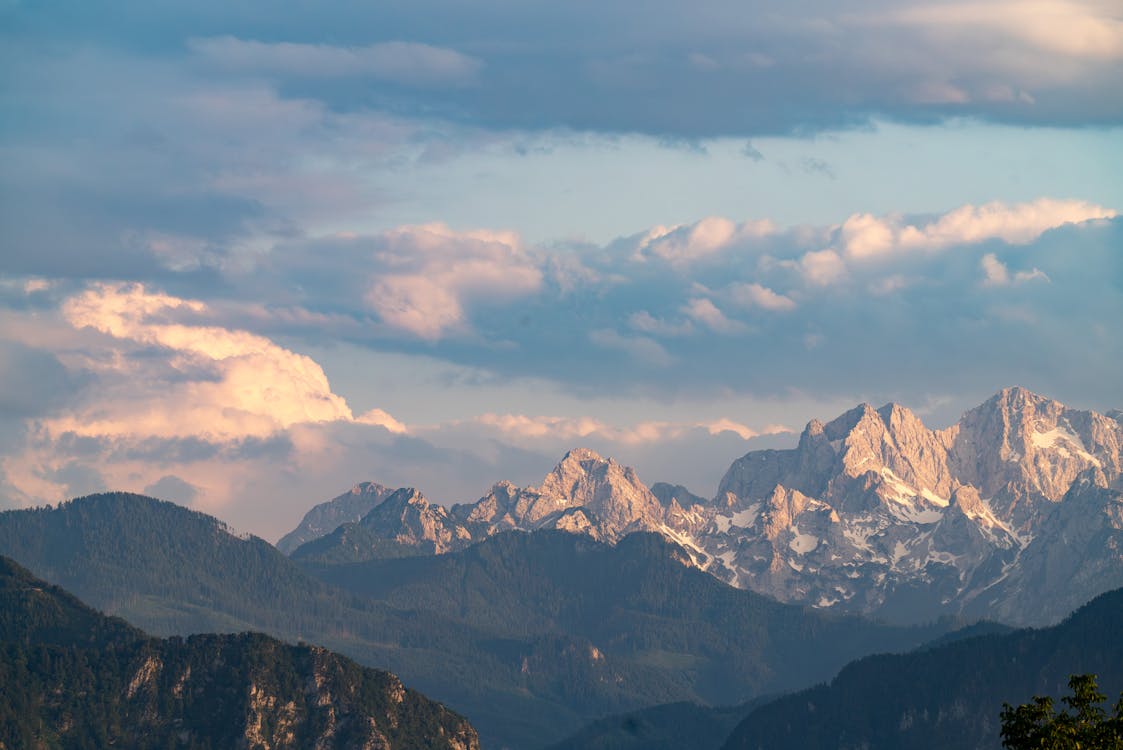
(1, 0), (1121, 538)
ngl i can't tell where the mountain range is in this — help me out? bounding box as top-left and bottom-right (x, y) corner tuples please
(286, 387), (1123, 627)
(0, 493), (946, 749)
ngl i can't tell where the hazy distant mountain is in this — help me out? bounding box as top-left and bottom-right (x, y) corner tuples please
(720, 585), (1123, 750)
(294, 387), (1122, 626)
(0, 556), (479, 750)
(277, 481), (394, 554)
(0, 493), (950, 749)
(293, 487), (475, 564)
(289, 448), (672, 561)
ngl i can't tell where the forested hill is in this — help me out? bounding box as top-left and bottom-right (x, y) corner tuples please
(0, 556), (480, 750)
(721, 586), (1123, 750)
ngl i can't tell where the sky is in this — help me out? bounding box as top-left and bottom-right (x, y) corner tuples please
(1, 0), (1121, 541)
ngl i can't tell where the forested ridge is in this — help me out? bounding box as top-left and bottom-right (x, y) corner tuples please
(0, 556), (479, 750)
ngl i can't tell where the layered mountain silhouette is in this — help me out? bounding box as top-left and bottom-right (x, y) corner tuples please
(0, 556), (479, 749)
(287, 387), (1122, 626)
(277, 481), (395, 555)
(720, 586), (1123, 749)
(0, 493), (945, 749)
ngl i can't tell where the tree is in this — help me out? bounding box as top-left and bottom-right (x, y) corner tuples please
(1001, 674), (1123, 749)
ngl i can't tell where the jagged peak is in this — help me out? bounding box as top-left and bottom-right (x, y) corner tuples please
(822, 403), (879, 441)
(380, 487), (429, 507)
(978, 385), (1057, 413)
(350, 481), (391, 495)
(558, 447), (608, 465)
(876, 401), (920, 427)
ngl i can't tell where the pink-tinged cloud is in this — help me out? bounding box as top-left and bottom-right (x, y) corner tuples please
(366, 223), (543, 340)
(53, 283), (405, 441)
(840, 199), (1116, 259)
(634, 217), (775, 264)
(469, 413), (789, 445)
(681, 298), (746, 333)
(729, 282), (797, 312)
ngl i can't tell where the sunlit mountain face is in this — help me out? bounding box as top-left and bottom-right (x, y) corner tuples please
(1, 3), (1121, 748)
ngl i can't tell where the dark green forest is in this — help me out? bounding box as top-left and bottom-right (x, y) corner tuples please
(0, 556), (478, 750)
(720, 587), (1123, 749)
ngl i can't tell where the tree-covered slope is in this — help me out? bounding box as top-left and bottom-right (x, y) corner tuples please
(720, 587), (1123, 750)
(312, 531), (952, 708)
(0, 556), (479, 750)
(0, 493), (953, 749)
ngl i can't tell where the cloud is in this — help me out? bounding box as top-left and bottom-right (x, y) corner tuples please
(979, 253), (1051, 287)
(467, 413), (789, 445)
(628, 311), (695, 337)
(50, 283), (374, 442)
(797, 249), (849, 286)
(634, 217), (775, 264)
(189, 37), (482, 87)
(589, 329), (675, 367)
(6, 0), (1123, 138)
(365, 223), (543, 340)
(882, 2), (1123, 62)
(729, 282), (797, 311)
(841, 199), (1116, 259)
(681, 297), (747, 333)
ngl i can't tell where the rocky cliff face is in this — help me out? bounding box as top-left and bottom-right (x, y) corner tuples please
(278, 482), (395, 554)
(293, 449), (671, 562)
(0, 555), (481, 750)
(284, 387), (1122, 626)
(702, 387), (1122, 624)
(452, 448), (667, 543)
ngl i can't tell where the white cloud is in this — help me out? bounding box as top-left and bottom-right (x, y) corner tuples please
(840, 199), (1116, 259)
(634, 217), (774, 264)
(50, 283), (406, 442)
(797, 249), (849, 286)
(729, 282), (797, 312)
(189, 36), (482, 87)
(681, 298), (746, 333)
(979, 253), (1051, 287)
(365, 223), (543, 340)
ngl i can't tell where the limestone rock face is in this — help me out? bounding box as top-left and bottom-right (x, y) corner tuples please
(284, 387), (1122, 626)
(703, 386), (1123, 625)
(359, 488), (473, 555)
(278, 482), (395, 554)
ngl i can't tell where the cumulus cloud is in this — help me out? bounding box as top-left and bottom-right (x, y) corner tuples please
(681, 297), (747, 333)
(979, 253), (1051, 286)
(49, 283), (398, 442)
(634, 218), (774, 264)
(840, 199), (1116, 259)
(365, 223), (543, 340)
(796, 249), (850, 286)
(729, 282), (797, 311)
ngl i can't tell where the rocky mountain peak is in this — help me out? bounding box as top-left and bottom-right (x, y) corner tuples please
(277, 480), (395, 554)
